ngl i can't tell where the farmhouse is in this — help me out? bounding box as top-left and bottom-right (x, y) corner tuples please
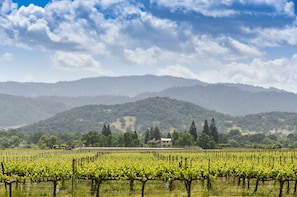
(160, 138), (172, 148)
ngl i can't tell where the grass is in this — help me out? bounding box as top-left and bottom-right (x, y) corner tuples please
(0, 178), (293, 197)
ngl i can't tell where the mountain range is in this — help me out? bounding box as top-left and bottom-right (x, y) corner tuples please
(0, 75), (203, 97)
(0, 75), (297, 134)
(16, 97), (297, 135)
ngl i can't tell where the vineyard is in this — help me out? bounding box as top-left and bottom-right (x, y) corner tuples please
(0, 149), (297, 196)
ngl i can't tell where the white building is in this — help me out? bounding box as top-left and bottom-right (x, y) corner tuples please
(160, 138), (172, 148)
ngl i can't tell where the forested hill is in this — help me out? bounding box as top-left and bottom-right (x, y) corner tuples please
(16, 97), (297, 135)
(233, 112), (297, 134)
(17, 97), (233, 134)
(136, 84), (297, 116)
(0, 94), (67, 128)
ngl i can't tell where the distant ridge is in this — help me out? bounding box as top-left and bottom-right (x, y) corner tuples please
(0, 75), (204, 97)
(136, 84), (297, 116)
(0, 75), (297, 128)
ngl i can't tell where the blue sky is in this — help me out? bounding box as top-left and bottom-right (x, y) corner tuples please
(1, 0), (297, 93)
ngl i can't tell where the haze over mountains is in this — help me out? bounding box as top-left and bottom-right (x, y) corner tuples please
(0, 75), (297, 133)
(0, 75), (203, 97)
(15, 97), (297, 135)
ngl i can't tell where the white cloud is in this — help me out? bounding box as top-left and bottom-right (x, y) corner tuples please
(192, 35), (262, 61)
(150, 0), (293, 17)
(150, 0), (238, 17)
(0, 52), (12, 61)
(156, 54), (297, 93)
(226, 37), (263, 57)
(51, 51), (103, 73)
(157, 65), (199, 79)
(244, 25), (297, 47)
(124, 46), (160, 66)
(0, 0), (17, 15)
(0, 0), (263, 65)
(197, 54), (297, 93)
(97, 0), (124, 8)
(123, 32), (262, 70)
(0, 0), (296, 91)
(284, 1), (295, 17)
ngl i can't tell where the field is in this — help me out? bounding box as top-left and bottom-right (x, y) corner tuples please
(0, 148), (297, 197)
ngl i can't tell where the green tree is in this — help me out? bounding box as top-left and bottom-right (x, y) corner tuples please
(198, 119), (218, 149)
(124, 132), (132, 147)
(189, 121), (197, 142)
(228, 139), (239, 147)
(202, 120), (209, 135)
(153, 126), (161, 140)
(102, 124), (111, 136)
(172, 130), (179, 146)
(48, 135), (58, 148)
(218, 133), (228, 144)
(82, 130), (99, 146)
(123, 131), (139, 147)
(167, 132), (172, 138)
(247, 133), (265, 143)
(209, 118), (218, 143)
(132, 131), (139, 146)
(144, 127), (161, 144)
(175, 132), (194, 147)
(228, 129), (241, 137)
(144, 128), (151, 144)
(0, 137), (10, 148)
(198, 133), (216, 149)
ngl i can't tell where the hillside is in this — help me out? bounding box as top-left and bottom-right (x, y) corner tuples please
(16, 97), (297, 135)
(136, 84), (297, 116)
(0, 94), (134, 128)
(233, 112), (297, 134)
(16, 97), (233, 134)
(0, 94), (67, 128)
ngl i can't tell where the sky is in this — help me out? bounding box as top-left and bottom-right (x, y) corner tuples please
(0, 0), (297, 93)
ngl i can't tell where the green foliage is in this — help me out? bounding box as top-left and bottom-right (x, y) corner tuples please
(202, 120), (209, 135)
(3, 149), (297, 196)
(82, 130), (100, 146)
(198, 133), (216, 149)
(101, 124), (111, 136)
(123, 131), (139, 147)
(82, 130), (141, 147)
(0, 94), (67, 127)
(144, 127), (161, 144)
(174, 132), (194, 147)
(0, 129), (25, 148)
(13, 97), (297, 136)
(188, 121), (197, 141)
(198, 119), (218, 149)
(17, 97), (232, 134)
(209, 118), (218, 143)
(233, 112), (297, 134)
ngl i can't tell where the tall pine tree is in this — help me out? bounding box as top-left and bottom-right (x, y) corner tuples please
(102, 124), (111, 136)
(209, 118), (218, 143)
(153, 127), (161, 140)
(133, 131), (139, 146)
(189, 120), (197, 142)
(144, 127), (161, 143)
(202, 120), (209, 135)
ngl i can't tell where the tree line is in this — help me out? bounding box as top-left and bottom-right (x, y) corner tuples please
(0, 118), (296, 149)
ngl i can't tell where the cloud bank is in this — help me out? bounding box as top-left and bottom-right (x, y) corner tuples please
(0, 0), (297, 92)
